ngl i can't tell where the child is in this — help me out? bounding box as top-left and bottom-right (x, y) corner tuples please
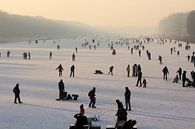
(142, 79), (147, 88)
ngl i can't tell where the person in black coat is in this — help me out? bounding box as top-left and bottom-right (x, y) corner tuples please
(115, 99), (127, 129)
(177, 68), (182, 80)
(124, 87), (131, 111)
(13, 83), (22, 104)
(182, 71), (187, 87)
(88, 87), (96, 108)
(56, 64), (64, 77)
(73, 113), (88, 129)
(70, 65), (75, 77)
(136, 71), (142, 87)
(108, 66), (114, 75)
(122, 119), (137, 129)
(162, 66), (169, 81)
(58, 79), (65, 100)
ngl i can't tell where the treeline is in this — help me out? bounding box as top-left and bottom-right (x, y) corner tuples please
(159, 10), (195, 42)
(0, 11), (95, 42)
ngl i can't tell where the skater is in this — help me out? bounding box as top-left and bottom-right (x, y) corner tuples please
(142, 79), (147, 88)
(172, 75), (179, 83)
(56, 64), (64, 77)
(176, 68), (182, 80)
(182, 71), (187, 87)
(58, 79), (65, 100)
(49, 51), (53, 59)
(158, 55), (163, 64)
(72, 104), (88, 129)
(126, 65), (130, 77)
(122, 119), (137, 129)
(108, 66), (114, 75)
(187, 55), (190, 62)
(7, 51), (10, 58)
(138, 50), (141, 57)
(115, 99), (127, 129)
(177, 51), (180, 56)
(13, 83), (22, 104)
(88, 87), (96, 108)
(162, 66), (169, 81)
(124, 87), (131, 111)
(72, 53), (76, 61)
(136, 70), (142, 87)
(170, 48), (173, 54)
(132, 64), (137, 77)
(70, 65), (75, 77)
(131, 48), (133, 54)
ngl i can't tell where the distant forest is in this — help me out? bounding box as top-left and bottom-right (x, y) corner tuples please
(0, 11), (96, 43)
(159, 10), (195, 42)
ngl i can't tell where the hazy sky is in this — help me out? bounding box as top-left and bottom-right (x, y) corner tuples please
(0, 0), (195, 28)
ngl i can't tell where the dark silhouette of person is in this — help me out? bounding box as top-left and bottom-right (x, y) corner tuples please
(73, 113), (88, 129)
(58, 79), (65, 100)
(75, 48), (78, 53)
(162, 66), (169, 81)
(7, 51), (10, 58)
(116, 99), (124, 109)
(132, 64), (137, 77)
(124, 87), (131, 111)
(70, 65), (75, 77)
(13, 83), (22, 104)
(182, 71), (187, 87)
(177, 68), (182, 80)
(126, 65), (130, 77)
(108, 66), (114, 75)
(131, 48), (133, 54)
(49, 51), (53, 59)
(187, 55), (190, 62)
(56, 64), (64, 77)
(136, 70), (142, 87)
(170, 48), (173, 54)
(142, 79), (147, 88)
(88, 87), (96, 108)
(115, 99), (127, 129)
(138, 50), (141, 57)
(72, 53), (76, 61)
(158, 55), (162, 64)
(177, 51), (180, 56)
(122, 119), (137, 129)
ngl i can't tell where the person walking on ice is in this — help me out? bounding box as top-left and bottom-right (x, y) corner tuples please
(126, 65), (130, 77)
(88, 87), (96, 108)
(56, 64), (64, 77)
(70, 65), (75, 77)
(108, 66), (114, 75)
(13, 83), (22, 104)
(124, 87), (131, 111)
(162, 66), (169, 81)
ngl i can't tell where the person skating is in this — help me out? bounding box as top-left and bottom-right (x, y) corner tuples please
(72, 53), (76, 61)
(182, 71), (187, 87)
(142, 79), (147, 88)
(70, 65), (75, 77)
(13, 83), (22, 104)
(56, 64), (64, 77)
(88, 87), (96, 108)
(176, 68), (182, 80)
(115, 99), (127, 129)
(58, 79), (65, 100)
(136, 70), (142, 87)
(49, 51), (53, 59)
(126, 65), (130, 77)
(108, 66), (114, 75)
(124, 87), (131, 111)
(162, 66), (169, 81)
(73, 104), (88, 129)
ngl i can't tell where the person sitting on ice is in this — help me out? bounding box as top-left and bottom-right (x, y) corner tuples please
(122, 119), (137, 129)
(72, 104), (88, 129)
(172, 75), (179, 83)
(115, 99), (127, 129)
